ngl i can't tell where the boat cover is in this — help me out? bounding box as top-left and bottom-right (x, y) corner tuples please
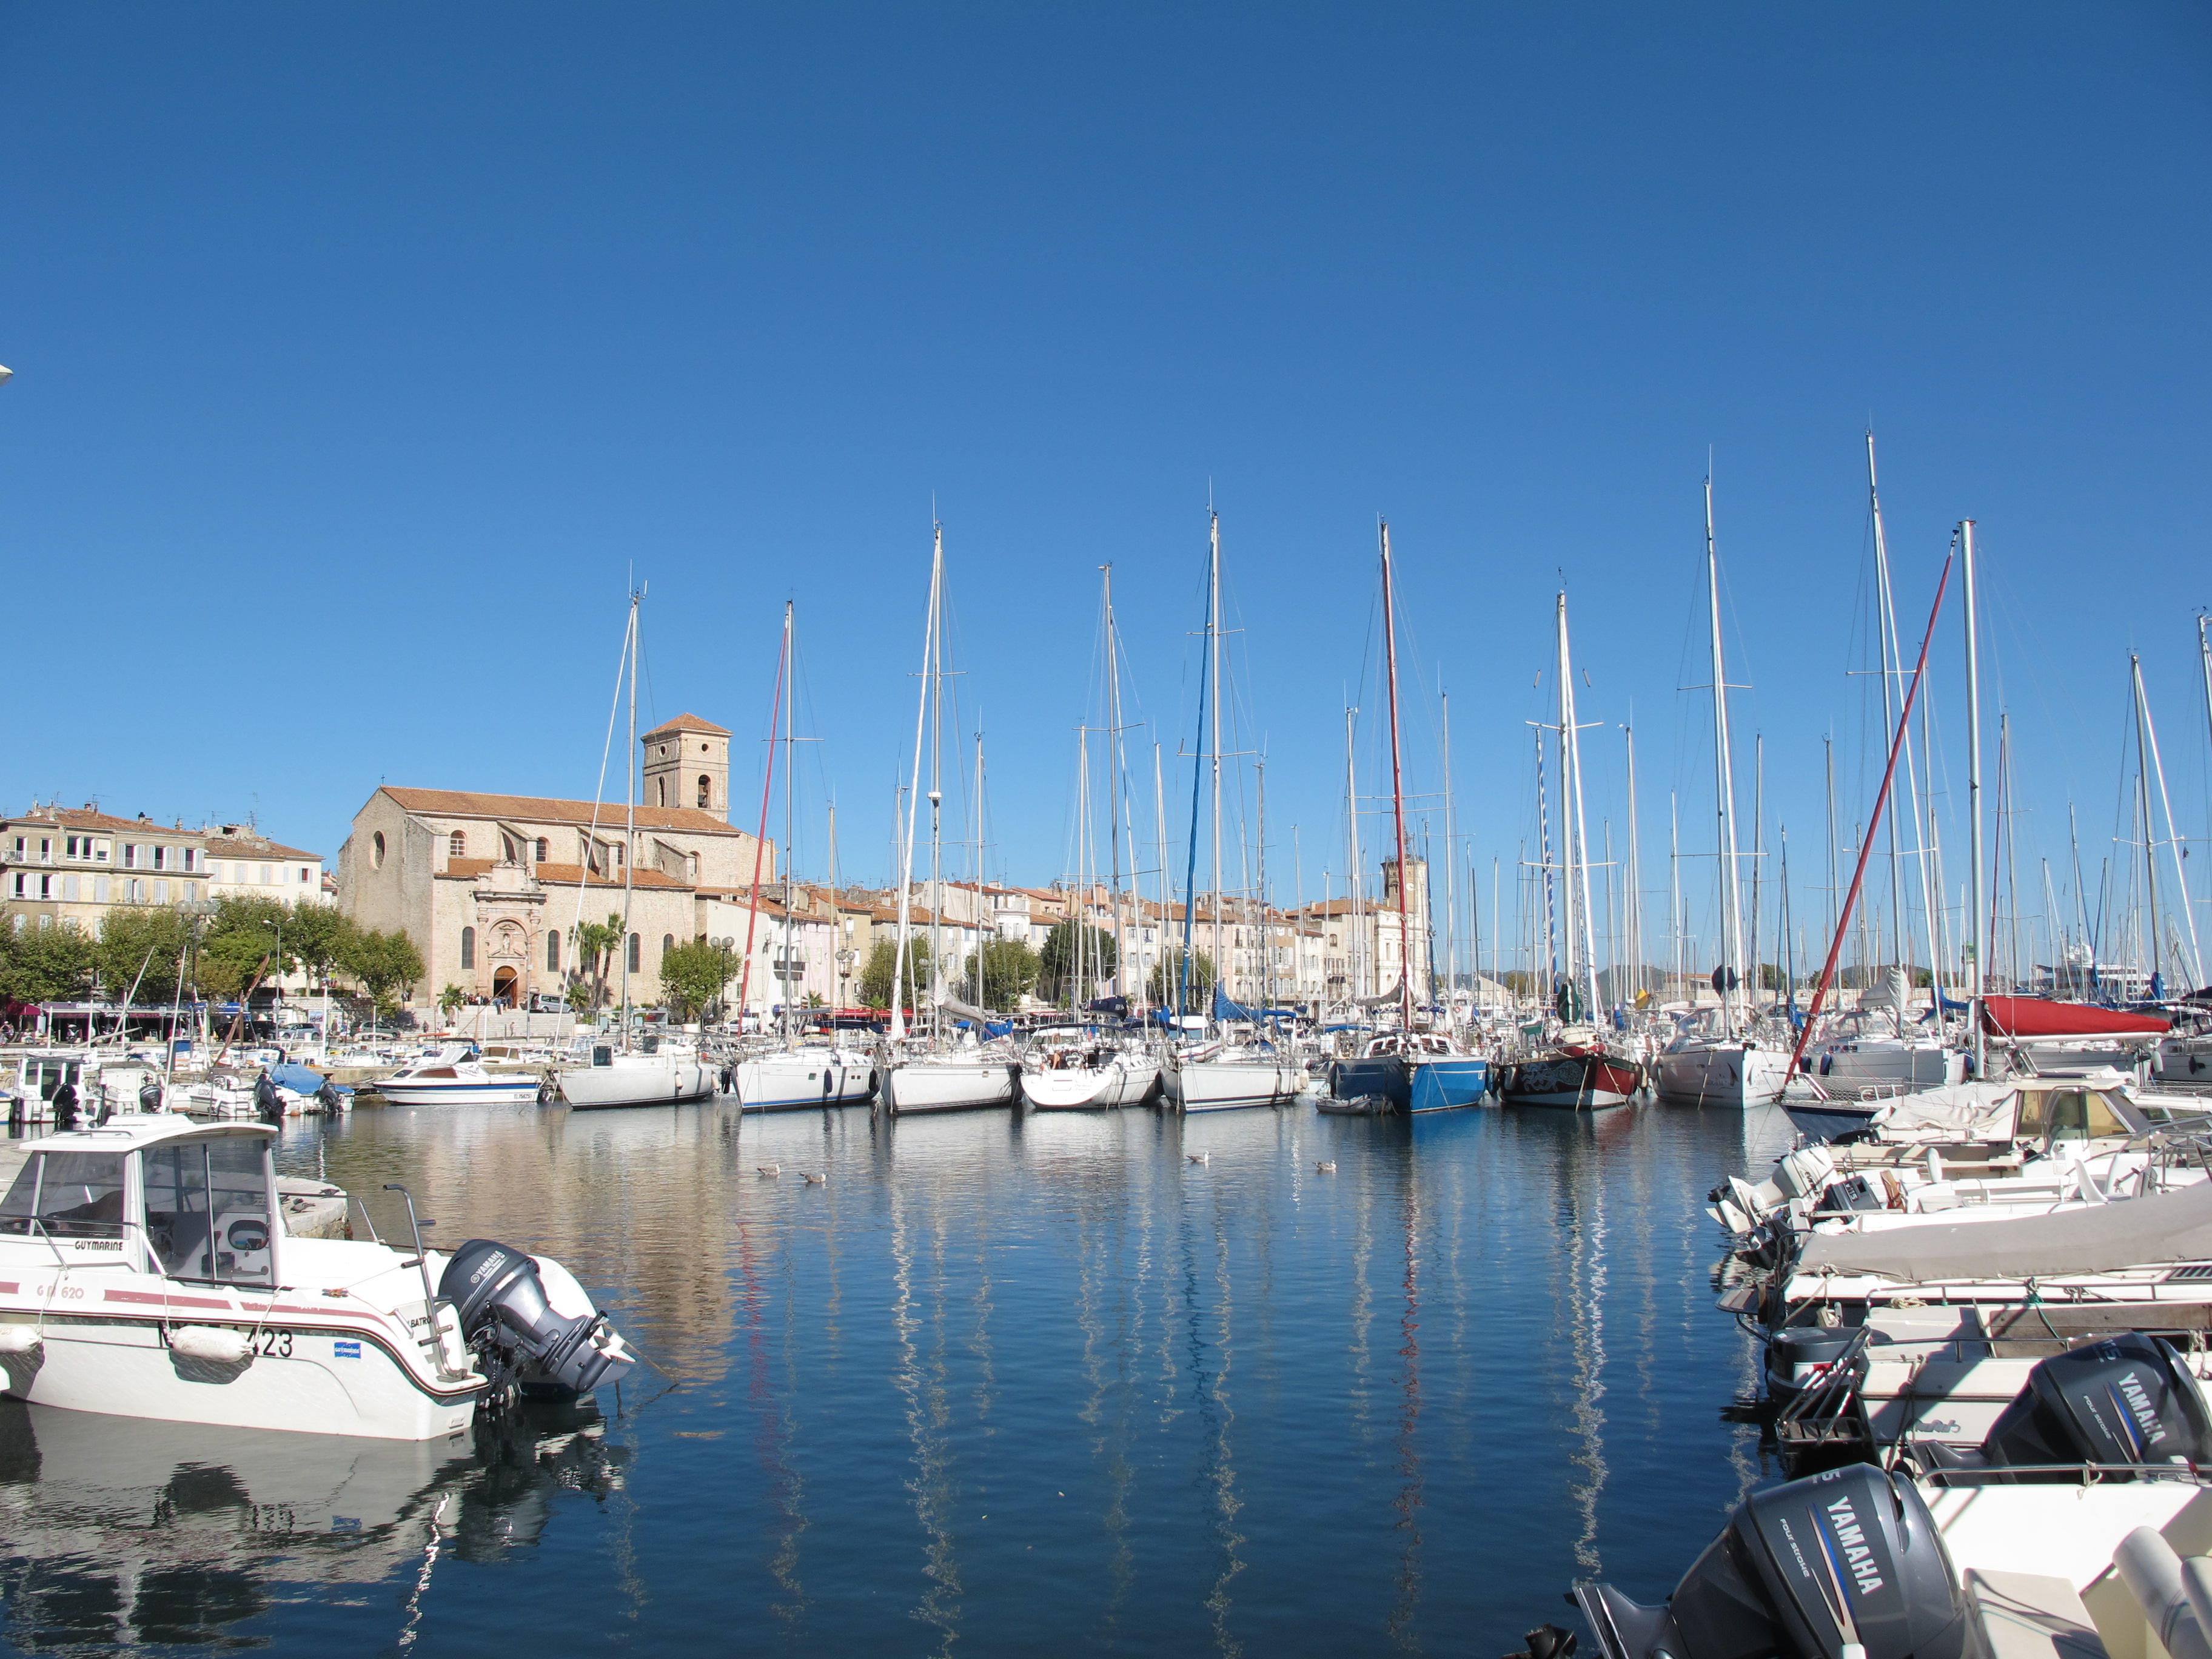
(1981, 997), (2169, 1039)
(270, 1061), (341, 1096)
(1795, 1177), (2212, 1282)
(1868, 1082), (2018, 1138)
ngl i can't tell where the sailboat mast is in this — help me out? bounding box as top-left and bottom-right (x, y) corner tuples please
(1442, 691), (1459, 1020)
(2134, 656), (2205, 991)
(780, 602), (796, 1044)
(1345, 707), (1363, 1000)
(1208, 511), (1225, 1023)
(1868, 434), (1910, 979)
(1624, 723), (1644, 1007)
(1557, 590), (1601, 1022)
(1258, 759), (1271, 1012)
(1379, 523), (1414, 1030)
(928, 532), (946, 1046)
(620, 588), (638, 1038)
(1705, 478), (1746, 1037)
(1102, 565), (1125, 999)
(1963, 519), (1986, 1076)
(890, 526), (941, 1044)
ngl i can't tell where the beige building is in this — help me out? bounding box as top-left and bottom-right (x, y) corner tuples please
(335, 713), (774, 1015)
(2, 804), (324, 936)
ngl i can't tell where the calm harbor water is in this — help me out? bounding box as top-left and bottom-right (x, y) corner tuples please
(0, 1096), (1799, 1657)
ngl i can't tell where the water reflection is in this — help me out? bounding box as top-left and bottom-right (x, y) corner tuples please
(0, 1397), (625, 1650)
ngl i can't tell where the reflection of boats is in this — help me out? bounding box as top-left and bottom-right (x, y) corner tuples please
(0, 1396), (626, 1649)
(0, 1114), (634, 1438)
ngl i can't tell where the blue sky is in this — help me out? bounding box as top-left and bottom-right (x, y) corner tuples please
(3, 4), (2207, 973)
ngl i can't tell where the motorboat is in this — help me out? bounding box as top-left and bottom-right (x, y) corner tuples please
(0, 1114), (634, 1439)
(733, 1044), (877, 1111)
(1165, 1041), (1304, 1113)
(555, 1040), (715, 1109)
(1019, 1030), (1161, 1110)
(374, 1045), (545, 1107)
(1329, 1030), (1490, 1113)
(1496, 1024), (1643, 1110)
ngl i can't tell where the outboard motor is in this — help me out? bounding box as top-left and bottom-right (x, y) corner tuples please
(1575, 1464), (1964, 1659)
(1766, 1326), (1864, 1406)
(439, 1239), (634, 1400)
(1977, 1333), (2212, 1479)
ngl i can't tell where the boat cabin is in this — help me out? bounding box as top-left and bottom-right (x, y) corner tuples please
(0, 1117), (280, 1288)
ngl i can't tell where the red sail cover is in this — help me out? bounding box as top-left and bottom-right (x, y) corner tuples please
(1980, 996), (2170, 1038)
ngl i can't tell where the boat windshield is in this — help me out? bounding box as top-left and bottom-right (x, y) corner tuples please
(2013, 1087), (2129, 1143)
(0, 1152), (129, 1242)
(141, 1136), (275, 1286)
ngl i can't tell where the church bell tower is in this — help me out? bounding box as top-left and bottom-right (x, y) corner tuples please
(641, 713), (732, 821)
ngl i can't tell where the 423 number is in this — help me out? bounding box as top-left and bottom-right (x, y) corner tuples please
(253, 1329), (293, 1359)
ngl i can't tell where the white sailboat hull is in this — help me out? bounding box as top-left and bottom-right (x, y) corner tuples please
(557, 1056), (715, 1109)
(1812, 1037), (1966, 1093)
(1652, 1042), (1795, 1108)
(734, 1050), (877, 1111)
(883, 1061), (1016, 1114)
(1021, 1057), (1161, 1110)
(1167, 1058), (1304, 1112)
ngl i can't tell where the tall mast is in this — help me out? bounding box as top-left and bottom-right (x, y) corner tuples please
(928, 528), (946, 1045)
(1258, 759), (1271, 1012)
(1154, 742), (1168, 1017)
(1102, 565), (1125, 999)
(1704, 478), (1746, 1036)
(1557, 589), (1601, 1022)
(1962, 519), (1986, 1076)
(2132, 655), (2167, 996)
(974, 728), (987, 1007)
(1751, 734), (1766, 1004)
(2134, 655), (2204, 992)
(1867, 434), (1910, 979)
(1344, 707), (1363, 1000)
(1623, 723), (1644, 1007)
(890, 525), (942, 1043)
(620, 586), (639, 1041)
(1379, 523), (1414, 1030)
(780, 602), (795, 1044)
(1442, 691), (1459, 1019)
(1208, 511), (1225, 1024)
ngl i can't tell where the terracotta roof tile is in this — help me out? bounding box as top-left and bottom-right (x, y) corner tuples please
(528, 861), (692, 891)
(381, 786), (748, 837)
(7, 806), (179, 834)
(205, 836), (321, 861)
(641, 712), (731, 739)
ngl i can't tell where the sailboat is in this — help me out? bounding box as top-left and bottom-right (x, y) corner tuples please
(1326, 523), (1490, 1113)
(880, 524), (1019, 1116)
(1161, 511), (1304, 1114)
(1496, 586), (1643, 1110)
(557, 588), (716, 1109)
(1651, 480), (1792, 1109)
(1020, 566), (1163, 1110)
(732, 603), (878, 1111)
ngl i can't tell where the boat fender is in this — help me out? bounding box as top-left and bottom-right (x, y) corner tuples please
(0, 1326), (42, 1355)
(537, 1082), (556, 1106)
(169, 1326), (254, 1364)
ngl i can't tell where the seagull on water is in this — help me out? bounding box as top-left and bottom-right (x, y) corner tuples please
(803, 1171), (827, 1184)
(757, 1164), (780, 1177)
(1316, 1161), (1337, 1173)
(1187, 1152), (1209, 1164)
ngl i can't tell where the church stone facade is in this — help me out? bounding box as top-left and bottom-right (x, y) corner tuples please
(335, 713), (774, 1015)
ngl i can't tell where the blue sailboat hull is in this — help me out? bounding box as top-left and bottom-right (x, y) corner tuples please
(1329, 1055), (1490, 1112)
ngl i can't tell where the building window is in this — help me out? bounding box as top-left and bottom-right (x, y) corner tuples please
(548, 931), (560, 971)
(184, 882), (197, 901)
(627, 933), (640, 973)
(372, 831), (386, 868)
(153, 880), (169, 904)
(662, 933), (674, 958)
(122, 845), (139, 869)
(449, 832), (466, 859)
(129, 877), (146, 903)
(62, 874), (79, 902)
(655, 778), (668, 807)
(535, 837), (549, 862)
(93, 876), (109, 903)
(461, 927), (475, 970)
(260, 865), (273, 885)
(298, 866), (309, 883)
(696, 775), (711, 808)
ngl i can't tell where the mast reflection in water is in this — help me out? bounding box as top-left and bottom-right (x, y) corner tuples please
(0, 1098), (1783, 1655)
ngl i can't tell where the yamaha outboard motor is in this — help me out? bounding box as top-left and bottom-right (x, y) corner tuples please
(439, 1239), (634, 1399)
(1979, 1333), (2212, 1479)
(1575, 1465), (1964, 1659)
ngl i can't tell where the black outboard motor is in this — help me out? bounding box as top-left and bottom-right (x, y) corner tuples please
(439, 1238), (632, 1399)
(1575, 1465), (1965, 1659)
(253, 1072), (283, 1125)
(1766, 1327), (1863, 1406)
(1978, 1333), (2212, 1479)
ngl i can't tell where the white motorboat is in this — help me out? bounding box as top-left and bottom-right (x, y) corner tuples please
(882, 1049), (1018, 1114)
(374, 1045), (545, 1107)
(0, 1114), (634, 1439)
(734, 1045), (877, 1111)
(1019, 1031), (1161, 1109)
(555, 1042), (715, 1109)
(1165, 1045), (1304, 1113)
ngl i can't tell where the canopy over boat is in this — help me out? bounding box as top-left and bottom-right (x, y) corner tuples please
(1795, 1175), (2212, 1282)
(1980, 996), (2168, 1038)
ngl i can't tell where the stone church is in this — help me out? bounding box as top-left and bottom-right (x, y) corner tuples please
(337, 713), (776, 1015)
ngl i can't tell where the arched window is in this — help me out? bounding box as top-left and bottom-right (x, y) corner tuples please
(662, 934), (674, 958)
(626, 933), (640, 973)
(371, 831), (386, 868)
(547, 931), (560, 971)
(461, 927), (475, 970)
(535, 837), (548, 862)
(655, 778), (667, 806)
(696, 774), (711, 808)
(449, 831), (466, 858)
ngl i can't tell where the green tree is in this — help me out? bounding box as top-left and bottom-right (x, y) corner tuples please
(0, 920), (96, 1004)
(964, 939), (1041, 1010)
(95, 907), (193, 1004)
(196, 895), (298, 1001)
(1500, 968), (1536, 999)
(858, 938), (933, 1011)
(802, 990), (827, 1009)
(1146, 946), (1216, 1009)
(439, 984), (466, 1022)
(660, 939), (737, 1022)
(1038, 921), (1117, 1005)
(284, 903), (359, 993)
(343, 928), (424, 1017)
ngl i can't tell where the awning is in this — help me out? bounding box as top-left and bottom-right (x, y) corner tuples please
(1795, 1177), (2212, 1282)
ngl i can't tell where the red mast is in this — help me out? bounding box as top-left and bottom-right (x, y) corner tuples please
(1380, 522), (1414, 1031)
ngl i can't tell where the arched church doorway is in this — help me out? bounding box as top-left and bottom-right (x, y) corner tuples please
(492, 967), (519, 1008)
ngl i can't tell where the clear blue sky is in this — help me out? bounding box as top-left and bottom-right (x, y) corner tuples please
(4, 5), (2207, 971)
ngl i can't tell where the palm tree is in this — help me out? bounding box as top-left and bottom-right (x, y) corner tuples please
(573, 913), (623, 1010)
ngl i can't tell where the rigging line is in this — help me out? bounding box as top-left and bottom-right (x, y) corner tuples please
(567, 606), (635, 959)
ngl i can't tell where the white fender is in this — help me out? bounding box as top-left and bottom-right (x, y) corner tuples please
(169, 1326), (254, 1364)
